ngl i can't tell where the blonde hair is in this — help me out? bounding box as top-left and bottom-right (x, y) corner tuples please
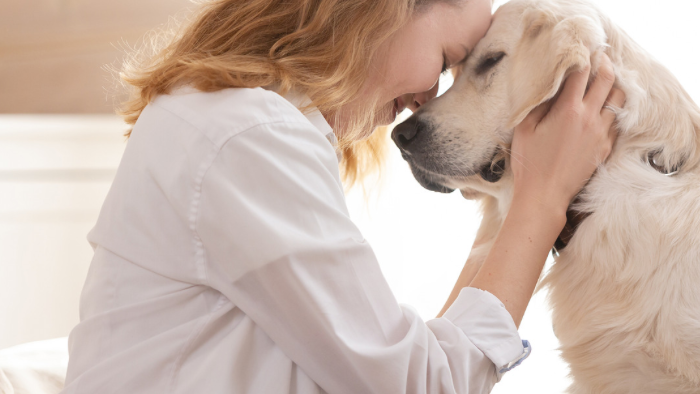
(119, 0), (442, 187)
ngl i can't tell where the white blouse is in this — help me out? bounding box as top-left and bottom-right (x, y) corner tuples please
(61, 87), (529, 394)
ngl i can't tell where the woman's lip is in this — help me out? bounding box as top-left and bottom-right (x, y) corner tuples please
(390, 96), (407, 123)
(396, 96), (406, 113)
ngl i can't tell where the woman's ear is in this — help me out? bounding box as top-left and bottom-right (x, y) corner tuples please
(507, 9), (607, 128)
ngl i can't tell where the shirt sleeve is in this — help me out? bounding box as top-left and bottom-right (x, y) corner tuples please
(196, 120), (529, 394)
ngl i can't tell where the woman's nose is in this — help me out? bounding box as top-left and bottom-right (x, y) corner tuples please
(406, 80), (441, 112)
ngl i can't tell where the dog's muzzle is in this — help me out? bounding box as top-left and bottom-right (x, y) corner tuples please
(393, 116), (506, 191)
(392, 116), (426, 153)
(392, 117), (454, 193)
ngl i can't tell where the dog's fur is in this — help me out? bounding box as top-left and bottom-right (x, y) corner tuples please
(394, 0), (700, 392)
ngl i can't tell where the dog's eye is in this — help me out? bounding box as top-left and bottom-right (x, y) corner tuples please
(476, 52), (506, 75)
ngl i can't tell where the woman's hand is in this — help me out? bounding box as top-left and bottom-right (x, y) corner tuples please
(510, 53), (626, 216)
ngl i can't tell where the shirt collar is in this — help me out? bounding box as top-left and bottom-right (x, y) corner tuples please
(275, 89), (341, 162)
(305, 109), (337, 148)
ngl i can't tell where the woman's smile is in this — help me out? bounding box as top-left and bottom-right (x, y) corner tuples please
(392, 96), (408, 122)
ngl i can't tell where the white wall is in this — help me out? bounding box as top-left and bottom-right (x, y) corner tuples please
(0, 116), (126, 349)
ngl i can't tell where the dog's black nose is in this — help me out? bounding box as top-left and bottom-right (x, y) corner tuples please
(392, 116), (427, 152)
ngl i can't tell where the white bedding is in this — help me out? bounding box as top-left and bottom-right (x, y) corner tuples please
(0, 337), (68, 394)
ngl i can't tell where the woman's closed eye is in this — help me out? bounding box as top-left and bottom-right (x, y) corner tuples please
(441, 54), (449, 75)
(476, 52), (506, 75)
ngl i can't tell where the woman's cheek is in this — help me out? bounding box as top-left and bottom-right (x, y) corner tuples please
(416, 56), (444, 89)
(399, 65), (441, 96)
(414, 71), (441, 95)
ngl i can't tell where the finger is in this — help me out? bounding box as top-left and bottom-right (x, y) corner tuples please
(601, 88), (625, 162)
(559, 63), (591, 105)
(518, 101), (550, 131)
(584, 53), (616, 110)
(607, 123), (618, 150)
(600, 123), (618, 164)
(600, 87), (626, 125)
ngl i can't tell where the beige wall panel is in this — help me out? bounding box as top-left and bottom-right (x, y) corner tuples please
(0, 0), (195, 113)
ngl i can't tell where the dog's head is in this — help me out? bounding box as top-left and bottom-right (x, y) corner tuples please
(392, 0), (609, 203)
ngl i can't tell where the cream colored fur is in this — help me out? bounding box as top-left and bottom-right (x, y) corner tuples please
(411, 0), (700, 392)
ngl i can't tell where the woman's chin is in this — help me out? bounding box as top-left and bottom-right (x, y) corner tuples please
(374, 101), (398, 127)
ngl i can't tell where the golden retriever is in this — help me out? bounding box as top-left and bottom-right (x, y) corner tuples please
(392, 0), (700, 392)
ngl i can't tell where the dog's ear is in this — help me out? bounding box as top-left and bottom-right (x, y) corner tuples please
(507, 9), (607, 128)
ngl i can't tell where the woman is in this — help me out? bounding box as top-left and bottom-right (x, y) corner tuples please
(62, 0), (624, 393)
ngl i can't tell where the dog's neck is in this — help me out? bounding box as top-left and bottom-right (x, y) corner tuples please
(553, 206), (591, 254)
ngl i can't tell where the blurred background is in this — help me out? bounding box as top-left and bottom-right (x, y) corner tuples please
(1, 0), (699, 392)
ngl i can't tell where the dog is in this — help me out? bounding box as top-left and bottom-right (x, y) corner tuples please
(391, 0), (700, 392)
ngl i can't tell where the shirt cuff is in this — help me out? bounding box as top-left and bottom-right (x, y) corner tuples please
(441, 287), (530, 376)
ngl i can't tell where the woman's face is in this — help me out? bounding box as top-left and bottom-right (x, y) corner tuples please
(366, 0), (493, 126)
